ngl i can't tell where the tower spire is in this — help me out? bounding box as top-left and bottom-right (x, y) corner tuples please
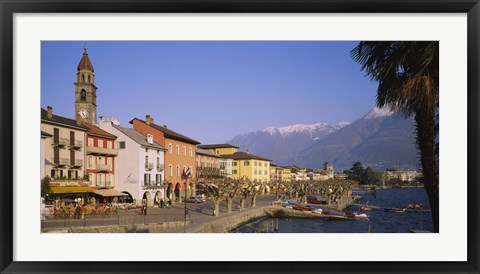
(83, 41), (87, 54)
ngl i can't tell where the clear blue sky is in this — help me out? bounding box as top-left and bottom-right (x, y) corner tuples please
(41, 41), (378, 144)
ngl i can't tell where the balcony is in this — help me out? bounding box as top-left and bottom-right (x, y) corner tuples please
(141, 180), (164, 190)
(86, 146), (118, 156)
(53, 137), (69, 147)
(53, 157), (69, 166)
(145, 163), (154, 171)
(156, 164), (164, 172)
(70, 159), (83, 168)
(69, 140), (83, 150)
(96, 164), (111, 172)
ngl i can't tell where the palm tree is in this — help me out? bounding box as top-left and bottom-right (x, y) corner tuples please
(351, 41), (439, 232)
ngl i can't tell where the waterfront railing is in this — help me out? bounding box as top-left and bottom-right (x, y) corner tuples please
(41, 212), (186, 230)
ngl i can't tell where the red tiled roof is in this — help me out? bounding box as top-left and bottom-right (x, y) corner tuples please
(130, 118), (200, 145)
(80, 122), (117, 139)
(77, 49), (94, 72)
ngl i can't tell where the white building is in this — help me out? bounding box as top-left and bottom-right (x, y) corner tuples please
(98, 118), (166, 207)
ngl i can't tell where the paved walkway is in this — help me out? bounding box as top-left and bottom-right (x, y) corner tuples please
(42, 194), (276, 232)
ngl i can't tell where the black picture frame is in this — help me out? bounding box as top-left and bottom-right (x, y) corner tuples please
(1, 1), (479, 273)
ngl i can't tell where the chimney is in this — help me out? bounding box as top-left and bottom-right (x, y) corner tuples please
(246, 149), (250, 154)
(47, 106), (53, 119)
(99, 116), (104, 123)
(145, 115), (154, 125)
(163, 124), (167, 129)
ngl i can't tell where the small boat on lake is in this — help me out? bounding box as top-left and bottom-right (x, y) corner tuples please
(384, 207), (406, 212)
(322, 208), (346, 217)
(305, 205), (323, 214)
(292, 204), (312, 212)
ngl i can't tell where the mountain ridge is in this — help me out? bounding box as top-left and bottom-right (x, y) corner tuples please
(226, 107), (419, 171)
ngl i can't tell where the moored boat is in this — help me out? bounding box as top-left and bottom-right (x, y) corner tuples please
(384, 207), (406, 212)
(322, 208), (346, 217)
(292, 204), (312, 212)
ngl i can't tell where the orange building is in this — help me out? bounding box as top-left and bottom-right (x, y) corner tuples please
(130, 115), (200, 202)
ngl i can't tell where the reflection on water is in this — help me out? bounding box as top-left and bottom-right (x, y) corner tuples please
(232, 188), (433, 233)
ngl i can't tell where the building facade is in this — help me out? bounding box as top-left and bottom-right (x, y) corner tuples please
(98, 118), (166, 206)
(131, 115), (200, 202)
(195, 148), (221, 178)
(41, 107), (88, 180)
(81, 122), (118, 189)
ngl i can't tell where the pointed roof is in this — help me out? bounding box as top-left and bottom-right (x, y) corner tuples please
(112, 124), (165, 150)
(80, 121), (117, 140)
(130, 118), (200, 145)
(77, 47), (94, 72)
(41, 108), (89, 131)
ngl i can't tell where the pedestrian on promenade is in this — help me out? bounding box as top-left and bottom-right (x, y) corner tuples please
(144, 204), (147, 215)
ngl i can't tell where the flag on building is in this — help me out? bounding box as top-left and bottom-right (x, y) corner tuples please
(182, 167), (191, 180)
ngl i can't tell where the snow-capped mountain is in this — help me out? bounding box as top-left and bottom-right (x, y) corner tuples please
(290, 107), (418, 170)
(227, 107), (419, 171)
(262, 121), (350, 137)
(227, 121), (349, 164)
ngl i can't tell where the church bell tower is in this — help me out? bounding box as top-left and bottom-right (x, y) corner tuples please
(75, 46), (97, 124)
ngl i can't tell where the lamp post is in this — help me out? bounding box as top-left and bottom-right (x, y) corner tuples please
(184, 179), (188, 233)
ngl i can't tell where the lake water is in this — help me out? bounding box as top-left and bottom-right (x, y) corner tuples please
(232, 188), (434, 233)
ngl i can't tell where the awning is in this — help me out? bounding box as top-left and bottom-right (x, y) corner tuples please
(93, 189), (128, 197)
(50, 186), (95, 194)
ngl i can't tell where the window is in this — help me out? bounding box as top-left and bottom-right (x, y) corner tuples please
(233, 162), (238, 167)
(107, 141), (112, 149)
(244, 161), (250, 166)
(169, 165), (173, 177)
(183, 146), (186, 156)
(80, 89), (86, 101)
(264, 170), (267, 175)
(190, 148), (193, 157)
(98, 140), (103, 148)
(264, 162), (268, 167)
(145, 156), (149, 165)
(97, 174), (103, 186)
(254, 161), (257, 166)
(254, 170), (257, 175)
(169, 144), (172, 154)
(156, 174), (162, 185)
(144, 173), (151, 186)
(176, 145), (180, 155)
(176, 165), (180, 176)
(233, 170), (238, 174)
(88, 156), (94, 169)
(119, 141), (126, 149)
(107, 158), (113, 171)
(145, 148), (148, 153)
(88, 138), (94, 147)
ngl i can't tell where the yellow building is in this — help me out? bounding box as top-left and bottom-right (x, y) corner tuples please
(197, 144), (239, 155)
(198, 144), (271, 182)
(227, 151), (271, 182)
(280, 166), (291, 182)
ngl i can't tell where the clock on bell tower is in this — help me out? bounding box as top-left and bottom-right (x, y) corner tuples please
(74, 46), (97, 125)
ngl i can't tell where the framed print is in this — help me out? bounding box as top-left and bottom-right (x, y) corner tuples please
(1, 0), (479, 273)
